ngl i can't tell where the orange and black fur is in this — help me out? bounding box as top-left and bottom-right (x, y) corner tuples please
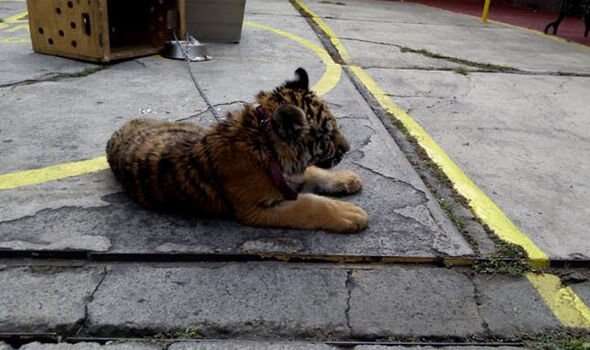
(106, 68), (368, 233)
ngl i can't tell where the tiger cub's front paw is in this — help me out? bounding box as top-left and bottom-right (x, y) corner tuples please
(327, 201), (368, 233)
(327, 170), (363, 195)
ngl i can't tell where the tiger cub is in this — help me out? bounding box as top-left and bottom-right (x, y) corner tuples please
(106, 68), (368, 233)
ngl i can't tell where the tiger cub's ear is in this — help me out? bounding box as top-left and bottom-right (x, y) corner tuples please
(284, 68), (309, 91)
(272, 104), (306, 140)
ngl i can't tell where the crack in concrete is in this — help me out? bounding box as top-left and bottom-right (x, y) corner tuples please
(360, 65), (506, 77)
(340, 36), (590, 77)
(175, 100), (248, 122)
(0, 205), (100, 225)
(246, 11), (303, 18)
(76, 266), (109, 337)
(389, 208), (442, 254)
(352, 161), (428, 203)
(0, 66), (109, 89)
(327, 101), (343, 108)
(317, 14), (490, 28)
(344, 269), (353, 335)
(134, 60), (147, 68)
(385, 93), (447, 99)
(339, 36), (516, 71)
(346, 126), (376, 160)
(470, 277), (492, 336)
(336, 114), (368, 120)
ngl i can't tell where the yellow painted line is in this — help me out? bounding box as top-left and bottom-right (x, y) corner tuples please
(0, 10), (28, 33)
(347, 65), (549, 268)
(245, 20), (341, 96)
(0, 36), (29, 43)
(0, 156), (108, 191)
(290, 0), (590, 328)
(6, 23), (27, 32)
(290, 0), (351, 63)
(1, 11), (27, 24)
(527, 273), (590, 327)
(0, 20), (341, 190)
(289, 0), (549, 267)
(481, 0), (491, 23)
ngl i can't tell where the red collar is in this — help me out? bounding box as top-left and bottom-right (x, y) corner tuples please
(255, 106), (298, 201)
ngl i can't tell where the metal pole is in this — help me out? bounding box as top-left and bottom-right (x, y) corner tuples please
(482, 0), (491, 22)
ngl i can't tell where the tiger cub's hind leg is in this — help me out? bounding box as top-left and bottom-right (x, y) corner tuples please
(302, 166), (362, 196)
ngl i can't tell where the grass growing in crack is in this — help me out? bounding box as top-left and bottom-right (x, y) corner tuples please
(319, 0), (346, 5)
(398, 47), (517, 73)
(378, 104), (531, 274)
(153, 327), (203, 339)
(474, 241), (530, 275)
(368, 104), (487, 256)
(527, 333), (590, 350)
(439, 198), (466, 231)
(453, 66), (470, 76)
(1, 65), (108, 89)
(65, 66), (105, 78)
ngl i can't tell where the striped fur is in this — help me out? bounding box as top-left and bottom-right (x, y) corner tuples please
(106, 68), (368, 232)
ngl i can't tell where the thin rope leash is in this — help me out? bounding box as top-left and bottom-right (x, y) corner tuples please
(172, 31), (222, 121)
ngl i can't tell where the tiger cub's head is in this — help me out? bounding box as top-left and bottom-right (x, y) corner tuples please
(256, 68), (350, 174)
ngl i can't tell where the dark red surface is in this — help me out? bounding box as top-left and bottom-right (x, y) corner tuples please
(410, 0), (589, 46)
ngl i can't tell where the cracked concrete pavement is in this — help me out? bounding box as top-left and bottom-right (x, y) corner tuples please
(0, 0), (472, 260)
(0, 262), (564, 339)
(0, 342), (526, 350)
(300, 0), (590, 260)
(1, 0), (590, 346)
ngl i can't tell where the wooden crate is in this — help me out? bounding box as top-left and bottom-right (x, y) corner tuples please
(26, 0), (186, 62)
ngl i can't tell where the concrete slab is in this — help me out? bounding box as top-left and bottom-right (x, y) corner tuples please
(0, 266), (104, 333)
(170, 341), (336, 350)
(0, 263), (569, 339)
(305, 0), (590, 74)
(367, 69), (590, 260)
(0, 44), (96, 88)
(8, 343), (526, 350)
(0, 342), (13, 350)
(348, 267), (485, 338)
(0, 6), (95, 87)
(0, 3), (26, 25)
(0, 343), (530, 350)
(20, 343), (162, 350)
(474, 274), (560, 336)
(569, 280), (590, 313)
(0, 1), (472, 259)
(0, 2), (22, 16)
(0, 57), (202, 173)
(356, 347), (523, 350)
(87, 263), (350, 337)
(0, 73), (470, 258)
(3, 344), (527, 350)
(302, 0), (590, 259)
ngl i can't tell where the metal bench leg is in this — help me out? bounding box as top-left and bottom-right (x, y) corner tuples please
(585, 7), (590, 37)
(545, 0), (569, 34)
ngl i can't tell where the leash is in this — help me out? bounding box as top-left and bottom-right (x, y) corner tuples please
(169, 34), (298, 200)
(172, 31), (222, 121)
